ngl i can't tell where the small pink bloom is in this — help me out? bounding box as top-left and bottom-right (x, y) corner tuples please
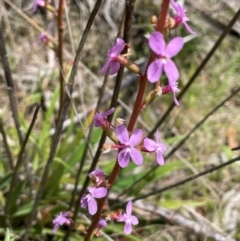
(162, 80), (180, 106)
(81, 187), (107, 215)
(32, 0), (45, 12)
(100, 38), (125, 75)
(147, 31), (184, 84)
(92, 107), (115, 127)
(115, 125), (143, 168)
(170, 0), (195, 34)
(144, 129), (167, 165)
(117, 201), (138, 235)
(38, 33), (49, 44)
(52, 212), (71, 234)
(89, 168), (106, 186)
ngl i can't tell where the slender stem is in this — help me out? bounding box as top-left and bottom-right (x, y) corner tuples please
(0, 24), (24, 144)
(4, 104), (41, 222)
(24, 2), (103, 240)
(127, 0), (169, 131)
(62, 74), (110, 241)
(57, 0), (64, 120)
(132, 155), (240, 202)
(84, 1), (170, 240)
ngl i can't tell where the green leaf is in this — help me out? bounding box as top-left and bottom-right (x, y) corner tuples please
(0, 173), (12, 189)
(33, 85), (60, 170)
(160, 199), (206, 209)
(13, 201), (34, 217)
(4, 228), (15, 241)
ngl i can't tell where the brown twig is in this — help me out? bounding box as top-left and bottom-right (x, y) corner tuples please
(0, 23), (24, 144)
(57, 0), (65, 121)
(148, 6), (240, 137)
(133, 155), (240, 202)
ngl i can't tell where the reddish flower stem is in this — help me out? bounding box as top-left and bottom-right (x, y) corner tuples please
(84, 1), (169, 240)
(128, 0), (169, 132)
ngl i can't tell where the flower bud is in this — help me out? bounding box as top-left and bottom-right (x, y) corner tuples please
(142, 86), (162, 109)
(117, 56), (142, 75)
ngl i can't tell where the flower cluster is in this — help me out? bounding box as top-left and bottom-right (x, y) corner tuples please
(80, 168), (139, 235)
(92, 108), (167, 168)
(100, 0), (195, 106)
(51, 0), (196, 238)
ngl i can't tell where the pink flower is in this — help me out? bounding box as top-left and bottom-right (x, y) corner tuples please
(162, 81), (180, 106)
(100, 38), (125, 75)
(117, 201), (138, 235)
(97, 219), (108, 229)
(115, 125), (143, 168)
(81, 187), (107, 215)
(147, 31), (184, 84)
(38, 33), (49, 44)
(170, 0), (195, 34)
(32, 0), (45, 12)
(88, 168), (106, 186)
(52, 212), (71, 233)
(92, 107), (115, 127)
(144, 129), (167, 165)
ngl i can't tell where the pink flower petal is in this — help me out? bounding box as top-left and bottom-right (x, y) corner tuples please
(129, 129), (142, 146)
(99, 59), (111, 74)
(144, 138), (157, 152)
(92, 187), (107, 198)
(109, 61), (120, 75)
(164, 59), (179, 83)
(149, 32), (165, 55)
(124, 223), (132, 235)
(183, 22), (196, 34)
(116, 125), (129, 144)
(118, 150), (130, 168)
(165, 37), (184, 58)
(102, 107), (115, 117)
(131, 216), (139, 225)
(147, 60), (163, 83)
(126, 201), (132, 215)
(156, 152), (165, 165)
(130, 148), (143, 166)
(173, 92), (180, 106)
(114, 38), (125, 53)
(88, 197), (97, 215)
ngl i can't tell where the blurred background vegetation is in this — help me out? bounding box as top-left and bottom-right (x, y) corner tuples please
(0, 0), (240, 240)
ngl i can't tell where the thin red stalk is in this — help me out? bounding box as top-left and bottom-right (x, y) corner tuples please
(128, 0), (169, 132)
(84, 1), (169, 240)
(57, 0), (64, 120)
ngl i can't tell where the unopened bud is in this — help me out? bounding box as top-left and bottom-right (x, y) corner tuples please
(104, 128), (118, 144)
(165, 15), (176, 30)
(151, 15), (158, 27)
(117, 56), (141, 75)
(142, 86), (162, 109)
